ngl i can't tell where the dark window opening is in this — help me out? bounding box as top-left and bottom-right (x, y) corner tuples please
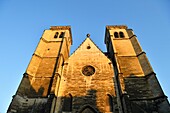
(106, 94), (113, 112)
(87, 45), (91, 49)
(114, 32), (119, 38)
(59, 32), (65, 38)
(54, 32), (59, 38)
(62, 94), (72, 112)
(119, 32), (125, 38)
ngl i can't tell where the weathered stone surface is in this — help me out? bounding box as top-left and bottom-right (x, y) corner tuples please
(56, 38), (116, 113)
(8, 25), (170, 113)
(105, 25), (170, 113)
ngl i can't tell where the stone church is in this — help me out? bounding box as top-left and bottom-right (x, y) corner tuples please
(8, 25), (170, 113)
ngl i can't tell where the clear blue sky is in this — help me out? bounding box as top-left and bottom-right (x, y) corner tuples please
(0, 0), (170, 112)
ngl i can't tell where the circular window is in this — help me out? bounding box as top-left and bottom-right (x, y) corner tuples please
(82, 65), (95, 76)
(87, 45), (91, 49)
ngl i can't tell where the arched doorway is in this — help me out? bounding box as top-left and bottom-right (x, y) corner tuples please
(80, 106), (97, 113)
(62, 94), (72, 112)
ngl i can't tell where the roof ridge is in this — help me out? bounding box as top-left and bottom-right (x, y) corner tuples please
(87, 37), (104, 54)
(70, 37), (105, 57)
(70, 37), (88, 56)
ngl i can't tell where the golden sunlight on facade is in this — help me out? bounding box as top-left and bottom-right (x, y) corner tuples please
(7, 26), (170, 113)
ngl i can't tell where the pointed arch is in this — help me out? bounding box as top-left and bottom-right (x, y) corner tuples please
(106, 94), (113, 112)
(62, 93), (72, 112)
(79, 105), (97, 113)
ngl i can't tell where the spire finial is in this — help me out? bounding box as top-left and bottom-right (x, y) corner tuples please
(87, 33), (90, 37)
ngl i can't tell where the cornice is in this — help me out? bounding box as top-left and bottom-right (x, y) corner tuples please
(50, 26), (71, 30)
(106, 25), (128, 30)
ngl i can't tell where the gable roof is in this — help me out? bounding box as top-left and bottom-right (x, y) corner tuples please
(70, 37), (105, 57)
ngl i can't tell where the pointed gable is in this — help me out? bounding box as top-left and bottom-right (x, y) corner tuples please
(59, 37), (116, 101)
(70, 37), (108, 60)
(66, 37), (113, 70)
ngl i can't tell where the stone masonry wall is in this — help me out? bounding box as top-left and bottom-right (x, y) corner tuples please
(56, 38), (116, 112)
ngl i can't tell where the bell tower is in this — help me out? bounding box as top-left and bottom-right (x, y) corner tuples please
(8, 25), (170, 113)
(8, 26), (72, 113)
(105, 25), (170, 113)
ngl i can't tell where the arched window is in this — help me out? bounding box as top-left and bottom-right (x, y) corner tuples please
(119, 31), (125, 38)
(114, 32), (119, 38)
(106, 94), (113, 112)
(59, 32), (65, 38)
(54, 32), (59, 38)
(62, 94), (72, 112)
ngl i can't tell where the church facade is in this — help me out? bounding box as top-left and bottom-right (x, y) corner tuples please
(8, 25), (170, 113)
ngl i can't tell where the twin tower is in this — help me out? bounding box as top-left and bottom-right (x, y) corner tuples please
(8, 25), (170, 113)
